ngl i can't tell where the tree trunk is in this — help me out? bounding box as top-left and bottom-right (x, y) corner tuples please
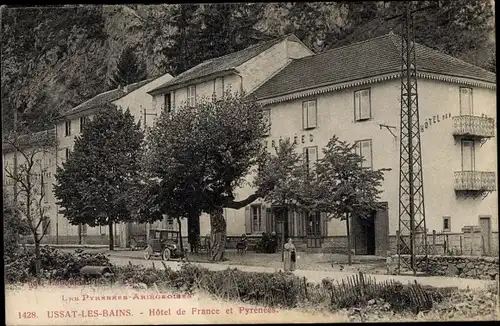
(34, 240), (42, 285)
(188, 211), (200, 253)
(176, 217), (184, 252)
(108, 223), (114, 251)
(210, 206), (226, 261)
(346, 214), (352, 266)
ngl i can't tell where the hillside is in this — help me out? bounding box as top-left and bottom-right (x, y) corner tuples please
(1, 2), (495, 134)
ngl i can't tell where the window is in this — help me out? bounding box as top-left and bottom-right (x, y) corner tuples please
(354, 139), (373, 169)
(354, 89), (371, 121)
(262, 109), (271, 135)
(164, 93), (172, 113)
(302, 100), (317, 129)
(304, 146), (318, 176)
(65, 148), (70, 161)
(459, 87), (473, 115)
(307, 212), (321, 236)
(252, 205), (263, 233)
(167, 215), (174, 229)
(187, 85), (196, 107)
(80, 117), (87, 132)
(65, 120), (71, 137)
(461, 140), (475, 171)
(443, 216), (451, 232)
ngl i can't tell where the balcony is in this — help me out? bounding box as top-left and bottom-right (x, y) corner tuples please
(453, 115), (495, 139)
(454, 171), (496, 192)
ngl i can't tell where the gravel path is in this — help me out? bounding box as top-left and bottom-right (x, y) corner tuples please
(107, 255), (495, 291)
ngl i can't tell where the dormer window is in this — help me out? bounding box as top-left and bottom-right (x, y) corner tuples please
(187, 85), (196, 107)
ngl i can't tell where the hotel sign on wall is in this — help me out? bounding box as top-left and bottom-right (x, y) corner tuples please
(264, 133), (315, 150)
(420, 112), (452, 133)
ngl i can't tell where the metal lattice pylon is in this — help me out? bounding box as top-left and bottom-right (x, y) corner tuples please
(397, 3), (429, 275)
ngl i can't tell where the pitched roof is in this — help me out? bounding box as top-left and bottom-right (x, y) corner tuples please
(251, 33), (496, 100)
(60, 78), (155, 118)
(2, 128), (56, 152)
(149, 34), (301, 95)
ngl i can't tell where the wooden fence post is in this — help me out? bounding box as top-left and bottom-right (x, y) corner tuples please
(432, 230), (436, 255)
(460, 236), (463, 256)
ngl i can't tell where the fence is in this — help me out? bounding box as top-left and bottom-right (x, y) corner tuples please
(427, 230), (498, 257)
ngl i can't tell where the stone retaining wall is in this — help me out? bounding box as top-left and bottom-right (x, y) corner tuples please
(392, 254), (499, 280)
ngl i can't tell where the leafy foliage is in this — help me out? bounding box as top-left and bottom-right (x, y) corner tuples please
(143, 92), (268, 217)
(5, 247), (111, 284)
(3, 194), (31, 258)
(312, 136), (386, 221)
(54, 105), (144, 249)
(109, 46), (147, 89)
(253, 138), (308, 207)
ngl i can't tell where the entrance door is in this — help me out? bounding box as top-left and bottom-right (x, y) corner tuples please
(479, 216), (491, 255)
(307, 212), (322, 248)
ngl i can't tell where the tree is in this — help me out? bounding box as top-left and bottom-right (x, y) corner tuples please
(311, 136), (387, 265)
(164, 4), (266, 75)
(3, 130), (57, 283)
(54, 104), (144, 250)
(109, 46), (147, 89)
(145, 92), (270, 260)
(3, 193), (31, 258)
(253, 138), (308, 260)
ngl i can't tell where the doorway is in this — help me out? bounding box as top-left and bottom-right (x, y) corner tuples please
(351, 203), (389, 256)
(479, 216), (491, 255)
(352, 216), (375, 255)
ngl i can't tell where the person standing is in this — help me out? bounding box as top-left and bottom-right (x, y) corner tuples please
(283, 238), (296, 272)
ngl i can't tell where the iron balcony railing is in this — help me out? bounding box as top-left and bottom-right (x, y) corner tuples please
(454, 171), (496, 192)
(453, 115), (495, 138)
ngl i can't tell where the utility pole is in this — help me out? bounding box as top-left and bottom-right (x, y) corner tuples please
(386, 2), (437, 275)
(141, 106), (157, 245)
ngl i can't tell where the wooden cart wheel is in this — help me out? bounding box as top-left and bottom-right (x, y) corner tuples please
(144, 246), (153, 260)
(162, 248), (171, 261)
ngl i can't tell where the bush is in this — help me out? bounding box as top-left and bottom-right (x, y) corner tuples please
(114, 263), (302, 308)
(4, 247), (112, 283)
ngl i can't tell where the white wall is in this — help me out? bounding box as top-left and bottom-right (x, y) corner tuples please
(198, 78), (497, 237)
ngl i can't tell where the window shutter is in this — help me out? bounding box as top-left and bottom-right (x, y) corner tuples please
(353, 142), (359, 156)
(245, 206), (252, 234)
(261, 203), (268, 233)
(354, 91), (360, 120)
(307, 147), (318, 173)
(360, 90), (370, 119)
(297, 211), (305, 236)
(460, 88), (472, 115)
(308, 101), (317, 128)
(302, 102), (308, 129)
(320, 212), (328, 236)
(362, 140), (372, 168)
(266, 207), (273, 233)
